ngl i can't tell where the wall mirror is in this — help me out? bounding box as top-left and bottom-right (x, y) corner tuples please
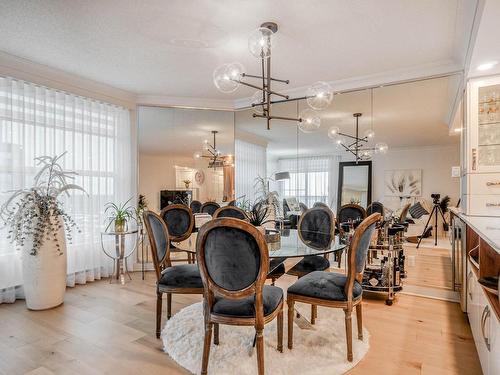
(337, 161), (372, 208)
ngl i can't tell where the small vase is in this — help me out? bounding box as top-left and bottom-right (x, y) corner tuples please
(115, 220), (127, 233)
(184, 183), (190, 189)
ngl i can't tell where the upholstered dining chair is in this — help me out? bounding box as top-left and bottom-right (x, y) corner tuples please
(197, 218), (284, 375)
(299, 202), (308, 213)
(287, 213), (380, 362)
(142, 210), (203, 338)
(313, 201), (329, 209)
(338, 204), (367, 224)
(366, 201), (384, 216)
(213, 206), (248, 220)
(190, 200), (202, 214)
(160, 204), (195, 264)
(201, 201), (220, 216)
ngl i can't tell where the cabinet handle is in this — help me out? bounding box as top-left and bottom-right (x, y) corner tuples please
(480, 305), (491, 352)
(486, 181), (500, 186)
(472, 148), (477, 171)
(485, 202), (500, 207)
(467, 271), (473, 300)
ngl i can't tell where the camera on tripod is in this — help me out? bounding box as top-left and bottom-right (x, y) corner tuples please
(431, 193), (440, 204)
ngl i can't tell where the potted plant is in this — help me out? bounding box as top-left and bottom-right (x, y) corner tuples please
(0, 153), (85, 310)
(105, 197), (136, 233)
(254, 175), (281, 225)
(440, 195), (451, 231)
(247, 201), (275, 234)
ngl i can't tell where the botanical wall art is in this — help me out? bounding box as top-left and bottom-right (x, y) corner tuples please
(384, 169), (422, 197)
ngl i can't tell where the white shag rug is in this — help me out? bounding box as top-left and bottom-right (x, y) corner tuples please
(162, 302), (369, 375)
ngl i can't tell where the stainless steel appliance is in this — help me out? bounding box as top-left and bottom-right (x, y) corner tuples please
(451, 214), (467, 312)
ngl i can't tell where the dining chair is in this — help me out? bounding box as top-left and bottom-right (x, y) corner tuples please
(299, 202), (308, 213)
(197, 218), (284, 375)
(287, 213), (380, 362)
(227, 199), (236, 206)
(338, 204), (367, 224)
(160, 204), (196, 264)
(190, 200), (202, 214)
(142, 210), (203, 338)
(201, 201), (220, 216)
(213, 206), (248, 220)
(366, 201), (384, 216)
(312, 201), (329, 209)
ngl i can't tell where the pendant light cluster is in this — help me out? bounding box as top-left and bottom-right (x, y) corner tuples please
(193, 131), (232, 169)
(213, 22), (333, 131)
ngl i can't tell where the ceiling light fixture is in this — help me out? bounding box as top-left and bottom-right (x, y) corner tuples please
(213, 22), (333, 131)
(477, 61), (498, 71)
(193, 130), (230, 169)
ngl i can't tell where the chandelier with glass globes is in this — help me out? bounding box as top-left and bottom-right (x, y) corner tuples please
(213, 22), (333, 131)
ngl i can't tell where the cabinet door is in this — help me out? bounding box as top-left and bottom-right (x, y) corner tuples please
(476, 288), (490, 375)
(468, 76), (500, 173)
(490, 310), (499, 375)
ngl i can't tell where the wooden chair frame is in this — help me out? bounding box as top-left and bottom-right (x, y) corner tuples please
(190, 200), (203, 213)
(338, 203), (367, 222)
(160, 204), (195, 263)
(398, 203), (411, 224)
(142, 210), (203, 338)
(200, 201), (220, 215)
(287, 213), (380, 362)
(196, 218), (284, 375)
(212, 206), (249, 221)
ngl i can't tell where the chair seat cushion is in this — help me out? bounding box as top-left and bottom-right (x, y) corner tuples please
(288, 255), (330, 275)
(212, 285), (283, 317)
(287, 271), (362, 301)
(158, 264), (203, 290)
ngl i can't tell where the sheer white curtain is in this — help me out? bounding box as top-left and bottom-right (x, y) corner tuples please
(0, 76), (134, 304)
(235, 139), (266, 204)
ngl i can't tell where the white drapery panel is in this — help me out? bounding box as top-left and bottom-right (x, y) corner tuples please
(0, 76), (134, 303)
(278, 155), (341, 210)
(235, 139), (266, 204)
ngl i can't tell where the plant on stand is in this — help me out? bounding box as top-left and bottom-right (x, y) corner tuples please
(0, 153), (85, 310)
(254, 175), (281, 226)
(247, 201), (275, 234)
(105, 197), (136, 233)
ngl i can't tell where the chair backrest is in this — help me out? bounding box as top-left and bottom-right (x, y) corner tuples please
(227, 200), (236, 206)
(160, 204), (194, 242)
(213, 206), (248, 220)
(338, 204), (367, 223)
(201, 201), (220, 216)
(313, 201), (329, 209)
(344, 213), (380, 301)
(299, 202), (308, 213)
(190, 200), (202, 214)
(197, 218), (269, 311)
(398, 203), (411, 223)
(142, 210), (171, 280)
(297, 207), (335, 250)
(367, 201), (384, 216)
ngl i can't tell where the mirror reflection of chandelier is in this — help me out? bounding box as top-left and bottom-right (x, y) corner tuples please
(213, 22), (333, 131)
(193, 131), (233, 169)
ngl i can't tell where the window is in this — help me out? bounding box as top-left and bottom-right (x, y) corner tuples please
(235, 139), (266, 204)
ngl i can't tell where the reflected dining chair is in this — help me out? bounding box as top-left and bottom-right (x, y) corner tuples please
(313, 201), (329, 209)
(142, 210), (203, 338)
(197, 218), (284, 375)
(366, 201), (384, 216)
(287, 213), (380, 362)
(160, 204), (195, 264)
(338, 204), (367, 225)
(190, 200), (202, 214)
(201, 201), (220, 216)
(213, 206), (248, 220)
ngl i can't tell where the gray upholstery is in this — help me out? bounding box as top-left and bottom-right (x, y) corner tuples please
(158, 264), (203, 290)
(145, 213), (168, 264)
(203, 227), (261, 291)
(367, 202), (384, 216)
(289, 255), (330, 274)
(338, 206), (365, 223)
(299, 209), (333, 249)
(162, 208), (191, 238)
(217, 207), (247, 220)
(212, 285), (283, 317)
(287, 271), (362, 301)
(201, 202), (220, 216)
(190, 200), (202, 214)
(313, 202), (329, 209)
(228, 200), (236, 206)
(354, 222), (377, 273)
(299, 202), (308, 213)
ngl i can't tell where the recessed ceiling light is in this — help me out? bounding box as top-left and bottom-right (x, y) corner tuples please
(477, 61), (498, 71)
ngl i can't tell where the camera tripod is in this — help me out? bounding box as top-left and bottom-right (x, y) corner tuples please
(416, 202), (448, 248)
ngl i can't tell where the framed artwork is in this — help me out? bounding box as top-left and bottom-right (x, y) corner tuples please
(384, 169), (422, 197)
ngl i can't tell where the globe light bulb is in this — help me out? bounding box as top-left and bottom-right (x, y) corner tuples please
(360, 150), (373, 159)
(306, 81), (333, 110)
(213, 63), (240, 93)
(193, 152), (201, 159)
(248, 27), (273, 58)
(364, 129), (375, 139)
(327, 126), (340, 140)
(375, 142), (388, 154)
(298, 109), (321, 133)
(251, 90), (265, 115)
(334, 137), (345, 150)
(226, 62), (244, 81)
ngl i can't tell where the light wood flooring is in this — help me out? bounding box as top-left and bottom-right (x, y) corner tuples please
(0, 271), (481, 375)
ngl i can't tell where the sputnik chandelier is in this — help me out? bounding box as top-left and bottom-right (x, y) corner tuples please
(193, 131), (232, 169)
(213, 22), (333, 131)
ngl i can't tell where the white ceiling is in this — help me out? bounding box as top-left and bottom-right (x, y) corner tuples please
(0, 0), (476, 105)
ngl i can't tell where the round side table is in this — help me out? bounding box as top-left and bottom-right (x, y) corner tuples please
(101, 230), (138, 284)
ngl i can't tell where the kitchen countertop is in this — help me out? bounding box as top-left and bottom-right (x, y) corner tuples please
(451, 207), (500, 254)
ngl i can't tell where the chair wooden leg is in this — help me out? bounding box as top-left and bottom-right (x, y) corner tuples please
(356, 303), (363, 340)
(311, 305), (317, 325)
(255, 327), (264, 375)
(201, 322), (213, 375)
(287, 299), (294, 349)
(156, 291), (162, 339)
(344, 308), (353, 362)
(213, 323), (219, 345)
(277, 309), (283, 352)
(166, 293), (172, 320)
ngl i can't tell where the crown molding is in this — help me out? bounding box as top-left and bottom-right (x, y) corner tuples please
(136, 94), (234, 111)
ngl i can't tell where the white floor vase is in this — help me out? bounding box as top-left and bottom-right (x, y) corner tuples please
(22, 223), (67, 310)
(163, 302), (370, 375)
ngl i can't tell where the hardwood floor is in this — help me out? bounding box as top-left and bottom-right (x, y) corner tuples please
(0, 271), (481, 375)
